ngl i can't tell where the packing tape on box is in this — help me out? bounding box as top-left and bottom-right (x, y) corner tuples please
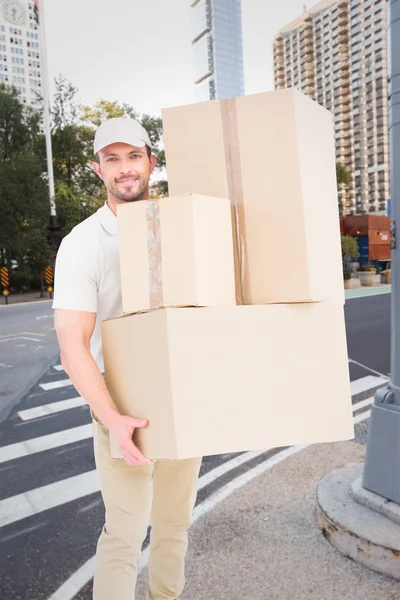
(146, 199), (164, 309)
(220, 98), (249, 305)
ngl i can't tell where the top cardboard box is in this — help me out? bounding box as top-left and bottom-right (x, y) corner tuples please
(162, 88), (344, 305)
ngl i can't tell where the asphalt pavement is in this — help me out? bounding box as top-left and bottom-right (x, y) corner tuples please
(0, 291), (393, 600)
(0, 300), (59, 421)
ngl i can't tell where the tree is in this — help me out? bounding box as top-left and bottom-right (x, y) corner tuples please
(81, 99), (165, 168)
(341, 235), (359, 265)
(48, 82), (167, 236)
(336, 162), (352, 216)
(0, 84), (51, 289)
(336, 162), (352, 189)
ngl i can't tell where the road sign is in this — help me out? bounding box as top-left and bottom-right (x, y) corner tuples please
(2, 289), (9, 297)
(47, 286), (53, 293)
(0, 267), (9, 288)
(45, 266), (53, 285)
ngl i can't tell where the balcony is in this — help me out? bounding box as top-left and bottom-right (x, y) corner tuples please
(301, 46), (314, 57)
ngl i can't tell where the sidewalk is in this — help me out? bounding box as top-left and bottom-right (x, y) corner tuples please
(0, 290), (52, 306)
(136, 441), (400, 600)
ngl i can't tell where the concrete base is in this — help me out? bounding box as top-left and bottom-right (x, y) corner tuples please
(351, 476), (400, 525)
(316, 462), (400, 581)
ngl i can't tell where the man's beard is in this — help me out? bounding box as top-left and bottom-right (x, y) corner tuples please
(106, 174), (148, 203)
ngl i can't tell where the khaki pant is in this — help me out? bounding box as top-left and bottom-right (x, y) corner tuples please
(92, 416), (202, 600)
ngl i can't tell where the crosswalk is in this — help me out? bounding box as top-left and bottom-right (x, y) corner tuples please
(0, 361), (388, 600)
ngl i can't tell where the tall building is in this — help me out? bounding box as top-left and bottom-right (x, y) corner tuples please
(191, 0), (244, 102)
(0, 0), (42, 110)
(273, 0), (389, 216)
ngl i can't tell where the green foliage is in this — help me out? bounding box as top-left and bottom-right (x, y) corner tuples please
(0, 85), (51, 287)
(0, 77), (167, 292)
(341, 235), (359, 262)
(343, 267), (353, 281)
(336, 162), (352, 189)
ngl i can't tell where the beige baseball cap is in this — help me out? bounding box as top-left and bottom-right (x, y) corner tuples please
(93, 117), (152, 155)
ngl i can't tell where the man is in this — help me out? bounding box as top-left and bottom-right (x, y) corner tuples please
(53, 117), (202, 600)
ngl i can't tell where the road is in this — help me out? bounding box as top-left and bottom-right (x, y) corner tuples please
(0, 292), (392, 600)
(0, 300), (59, 421)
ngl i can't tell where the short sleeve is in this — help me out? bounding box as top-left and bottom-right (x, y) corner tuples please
(52, 232), (99, 313)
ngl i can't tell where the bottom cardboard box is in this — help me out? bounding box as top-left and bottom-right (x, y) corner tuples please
(102, 304), (354, 460)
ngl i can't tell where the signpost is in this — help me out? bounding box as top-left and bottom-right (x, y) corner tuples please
(0, 267), (10, 305)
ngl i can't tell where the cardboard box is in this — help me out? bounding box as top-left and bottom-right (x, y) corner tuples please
(117, 194), (236, 314)
(103, 304), (354, 460)
(162, 88), (344, 305)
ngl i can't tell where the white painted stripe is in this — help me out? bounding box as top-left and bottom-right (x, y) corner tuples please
(47, 445), (307, 600)
(353, 397), (374, 413)
(0, 470), (99, 528)
(18, 397), (86, 421)
(350, 375), (387, 396)
(48, 556), (97, 600)
(198, 450), (266, 490)
(0, 336), (41, 343)
(0, 332), (46, 339)
(46, 400), (376, 600)
(353, 409), (371, 425)
(0, 424), (93, 464)
(40, 379), (74, 391)
(348, 359), (389, 380)
(53, 365), (64, 371)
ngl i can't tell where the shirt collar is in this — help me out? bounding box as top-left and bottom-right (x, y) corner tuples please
(98, 202), (118, 236)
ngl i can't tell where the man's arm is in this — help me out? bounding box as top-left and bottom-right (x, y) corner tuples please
(54, 308), (153, 466)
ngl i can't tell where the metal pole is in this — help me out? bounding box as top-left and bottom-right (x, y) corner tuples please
(38, 0), (57, 228)
(362, 0), (400, 502)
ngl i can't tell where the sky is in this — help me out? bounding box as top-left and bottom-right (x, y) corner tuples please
(43, 0), (310, 118)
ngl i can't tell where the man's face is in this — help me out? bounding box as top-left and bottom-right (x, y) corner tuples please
(93, 142), (156, 203)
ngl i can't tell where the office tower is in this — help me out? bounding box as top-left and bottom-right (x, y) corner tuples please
(191, 0), (244, 102)
(273, 0), (389, 216)
(0, 0), (42, 110)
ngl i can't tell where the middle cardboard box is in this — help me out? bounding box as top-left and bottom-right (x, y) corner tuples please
(117, 193), (236, 314)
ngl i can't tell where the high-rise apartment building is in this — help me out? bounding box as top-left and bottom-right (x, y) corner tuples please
(0, 0), (42, 110)
(191, 0), (244, 102)
(273, 0), (389, 216)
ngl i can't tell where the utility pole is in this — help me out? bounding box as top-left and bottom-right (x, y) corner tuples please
(37, 0), (60, 250)
(362, 0), (400, 502)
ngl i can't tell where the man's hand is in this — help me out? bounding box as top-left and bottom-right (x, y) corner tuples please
(109, 414), (154, 466)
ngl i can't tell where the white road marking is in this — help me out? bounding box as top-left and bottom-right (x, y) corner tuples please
(350, 375), (387, 396)
(0, 470), (100, 528)
(0, 363), (12, 368)
(53, 365), (64, 371)
(353, 409), (371, 425)
(0, 424), (93, 464)
(0, 337), (41, 343)
(352, 396), (374, 413)
(40, 379), (74, 391)
(45, 396), (375, 600)
(348, 358), (389, 380)
(0, 332), (47, 339)
(47, 556), (97, 600)
(18, 397), (86, 421)
(36, 315), (53, 320)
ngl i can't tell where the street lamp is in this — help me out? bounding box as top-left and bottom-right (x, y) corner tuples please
(362, 0), (400, 503)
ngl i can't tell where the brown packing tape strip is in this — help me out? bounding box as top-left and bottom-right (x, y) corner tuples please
(146, 200), (164, 309)
(220, 98), (249, 305)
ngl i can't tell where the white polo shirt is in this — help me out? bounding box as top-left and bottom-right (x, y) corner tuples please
(52, 203), (122, 372)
